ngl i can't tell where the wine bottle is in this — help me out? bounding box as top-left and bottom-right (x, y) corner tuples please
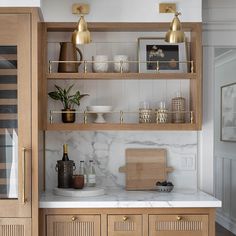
(62, 144), (69, 161)
(87, 160), (96, 187)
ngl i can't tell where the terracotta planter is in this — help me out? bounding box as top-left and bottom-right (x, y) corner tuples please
(61, 109), (76, 123)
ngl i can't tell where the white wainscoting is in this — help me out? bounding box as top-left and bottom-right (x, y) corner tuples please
(215, 153), (236, 234)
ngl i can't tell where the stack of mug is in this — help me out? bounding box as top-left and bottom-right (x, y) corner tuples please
(92, 55), (129, 73)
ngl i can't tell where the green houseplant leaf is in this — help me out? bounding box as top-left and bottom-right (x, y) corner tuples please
(48, 84), (89, 109)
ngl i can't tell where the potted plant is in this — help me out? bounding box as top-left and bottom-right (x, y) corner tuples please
(48, 84), (89, 123)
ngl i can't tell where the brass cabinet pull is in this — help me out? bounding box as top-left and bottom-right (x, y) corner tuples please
(22, 147), (27, 204)
(71, 216), (77, 221)
(176, 216), (182, 221)
(123, 216), (128, 221)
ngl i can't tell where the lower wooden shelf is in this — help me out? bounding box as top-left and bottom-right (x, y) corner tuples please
(46, 123), (198, 131)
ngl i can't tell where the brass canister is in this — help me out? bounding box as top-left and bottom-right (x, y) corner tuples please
(55, 160), (76, 188)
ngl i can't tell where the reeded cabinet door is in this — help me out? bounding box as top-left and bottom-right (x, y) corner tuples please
(47, 215), (101, 236)
(0, 218), (31, 236)
(0, 14), (31, 217)
(108, 215), (142, 236)
(149, 215), (208, 236)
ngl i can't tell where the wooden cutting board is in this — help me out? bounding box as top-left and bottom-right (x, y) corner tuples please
(119, 148), (173, 190)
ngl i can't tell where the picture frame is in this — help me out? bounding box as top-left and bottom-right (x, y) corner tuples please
(221, 82), (236, 142)
(138, 37), (188, 73)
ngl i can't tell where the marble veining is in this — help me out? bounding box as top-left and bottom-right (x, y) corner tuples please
(40, 188), (222, 208)
(45, 131), (198, 191)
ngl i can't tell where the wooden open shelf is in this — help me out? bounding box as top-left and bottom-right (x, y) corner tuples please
(47, 123), (198, 131)
(47, 72), (196, 80)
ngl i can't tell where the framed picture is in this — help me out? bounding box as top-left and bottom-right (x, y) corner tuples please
(138, 37), (187, 73)
(221, 82), (236, 142)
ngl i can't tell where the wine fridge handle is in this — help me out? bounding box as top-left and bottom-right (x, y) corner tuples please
(22, 147), (30, 204)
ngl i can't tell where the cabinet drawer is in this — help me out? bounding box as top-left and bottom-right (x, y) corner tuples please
(47, 215), (100, 236)
(108, 214), (142, 236)
(149, 215), (208, 236)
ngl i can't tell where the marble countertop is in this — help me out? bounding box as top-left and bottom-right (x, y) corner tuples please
(40, 188), (222, 208)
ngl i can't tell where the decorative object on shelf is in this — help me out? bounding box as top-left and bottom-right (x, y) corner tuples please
(86, 105), (112, 123)
(113, 55), (129, 73)
(71, 3), (91, 45)
(55, 144), (76, 188)
(171, 92), (186, 123)
(221, 82), (236, 142)
(139, 109), (152, 123)
(139, 101), (152, 123)
(138, 38), (187, 73)
(92, 55), (109, 72)
(156, 101), (169, 124)
(48, 84), (89, 123)
(72, 175), (84, 189)
(58, 42), (83, 73)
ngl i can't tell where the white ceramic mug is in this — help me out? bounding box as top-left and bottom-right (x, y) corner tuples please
(92, 55), (109, 73)
(113, 55), (129, 73)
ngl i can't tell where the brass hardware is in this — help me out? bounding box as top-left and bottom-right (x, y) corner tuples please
(159, 3), (176, 13)
(120, 111), (124, 124)
(120, 61), (124, 73)
(123, 216), (128, 221)
(191, 60), (194, 73)
(50, 110), (53, 124)
(22, 147), (30, 204)
(49, 61), (52, 73)
(84, 60), (88, 73)
(84, 111), (87, 124)
(190, 111), (194, 124)
(72, 3), (90, 15)
(71, 216), (77, 221)
(176, 216), (182, 221)
(156, 61), (160, 72)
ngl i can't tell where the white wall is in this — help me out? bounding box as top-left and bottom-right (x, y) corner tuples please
(214, 52), (236, 234)
(0, 0), (40, 7)
(41, 0), (201, 22)
(203, 0), (236, 233)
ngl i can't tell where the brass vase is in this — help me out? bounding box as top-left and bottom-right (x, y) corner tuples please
(61, 109), (76, 123)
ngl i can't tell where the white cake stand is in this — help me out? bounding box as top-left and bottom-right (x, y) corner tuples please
(87, 106), (112, 123)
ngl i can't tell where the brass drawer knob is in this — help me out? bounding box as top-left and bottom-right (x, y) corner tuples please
(71, 216), (77, 221)
(176, 216), (182, 221)
(123, 216), (128, 221)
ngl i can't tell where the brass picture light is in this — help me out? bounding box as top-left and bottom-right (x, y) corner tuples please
(159, 3), (186, 43)
(71, 3), (91, 45)
(165, 11), (185, 43)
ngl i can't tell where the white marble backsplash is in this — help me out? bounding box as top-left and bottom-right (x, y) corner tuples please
(45, 131), (198, 191)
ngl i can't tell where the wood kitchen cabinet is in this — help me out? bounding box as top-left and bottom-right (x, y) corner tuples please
(40, 208), (216, 236)
(0, 218), (31, 236)
(108, 214), (142, 236)
(0, 7), (42, 236)
(149, 214), (208, 236)
(47, 215), (101, 236)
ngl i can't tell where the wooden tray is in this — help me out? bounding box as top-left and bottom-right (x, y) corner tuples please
(119, 148), (173, 190)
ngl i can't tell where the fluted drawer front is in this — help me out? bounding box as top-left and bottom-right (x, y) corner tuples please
(149, 215), (208, 236)
(108, 215), (142, 236)
(47, 215), (100, 236)
(0, 218), (30, 236)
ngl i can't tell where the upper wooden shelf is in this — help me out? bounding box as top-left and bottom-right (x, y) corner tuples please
(45, 22), (200, 32)
(47, 72), (196, 80)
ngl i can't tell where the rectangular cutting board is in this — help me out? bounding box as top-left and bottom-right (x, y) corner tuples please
(119, 148), (173, 190)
